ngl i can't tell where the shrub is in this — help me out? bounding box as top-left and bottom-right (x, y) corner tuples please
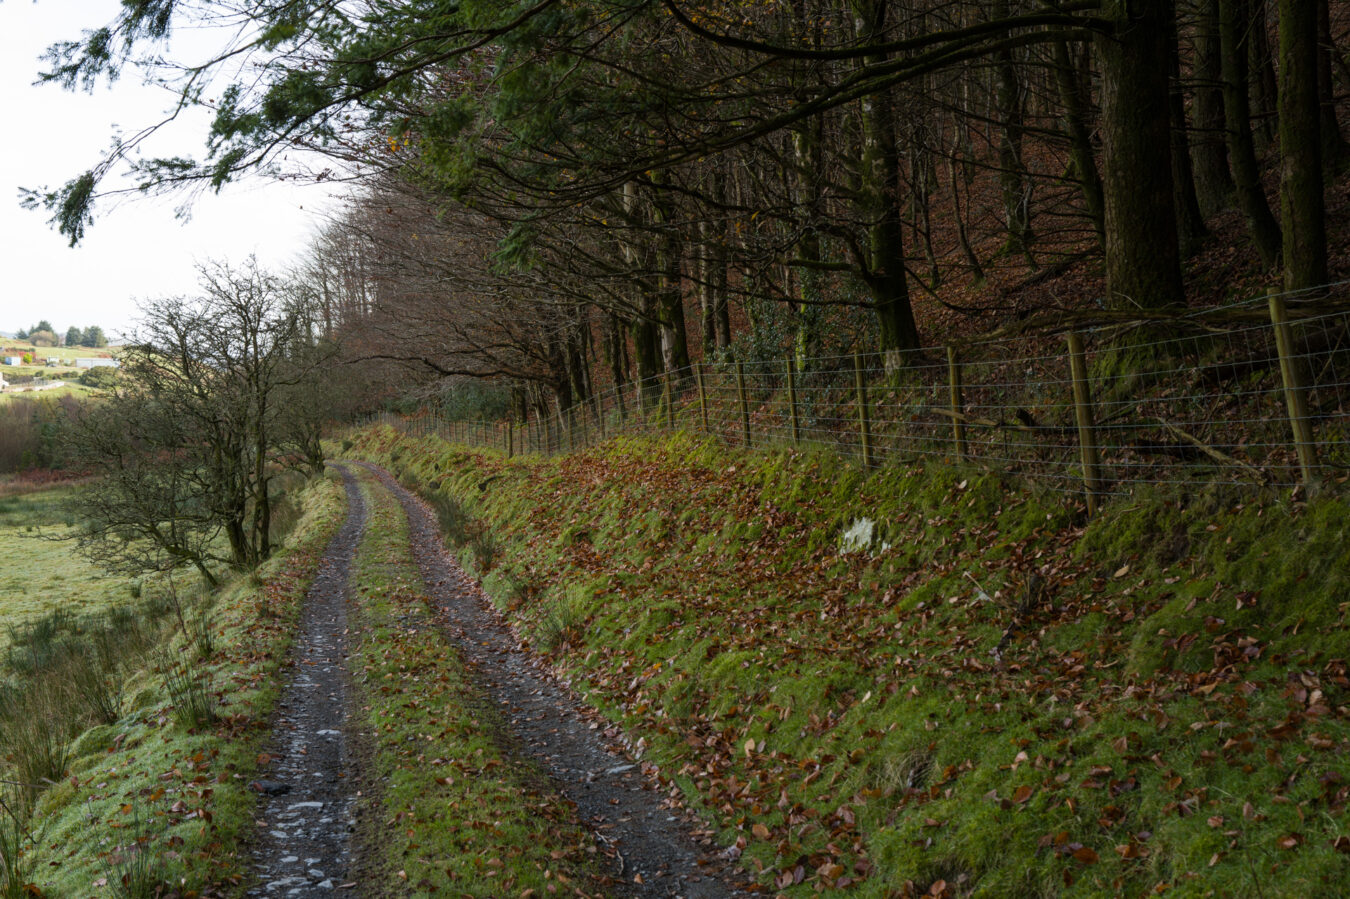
(78, 366), (118, 389)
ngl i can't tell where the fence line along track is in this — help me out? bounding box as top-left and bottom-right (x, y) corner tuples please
(361, 284), (1350, 509)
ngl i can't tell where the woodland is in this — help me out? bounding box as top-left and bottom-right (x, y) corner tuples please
(24, 0), (1349, 423)
(4, 3), (1350, 897)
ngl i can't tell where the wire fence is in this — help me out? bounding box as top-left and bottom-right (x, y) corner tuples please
(362, 283), (1350, 508)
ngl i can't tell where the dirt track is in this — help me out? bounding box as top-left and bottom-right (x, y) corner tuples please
(246, 465), (365, 897)
(247, 463), (743, 897)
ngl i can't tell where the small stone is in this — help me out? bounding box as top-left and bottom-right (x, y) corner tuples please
(251, 780), (291, 796)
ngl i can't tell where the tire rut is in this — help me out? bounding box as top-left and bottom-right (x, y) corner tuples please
(246, 465), (367, 897)
(358, 462), (744, 898)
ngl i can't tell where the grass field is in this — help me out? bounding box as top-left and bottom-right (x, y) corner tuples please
(0, 338), (118, 402)
(0, 481), (137, 652)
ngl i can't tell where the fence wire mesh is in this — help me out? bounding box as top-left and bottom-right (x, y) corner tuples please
(362, 284), (1350, 501)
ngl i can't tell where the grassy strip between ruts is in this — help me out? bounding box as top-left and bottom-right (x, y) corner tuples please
(345, 467), (609, 898)
(349, 425), (1350, 899)
(10, 472), (347, 898)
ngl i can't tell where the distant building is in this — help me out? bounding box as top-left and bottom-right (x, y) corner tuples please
(75, 358), (119, 369)
(2, 357), (20, 366)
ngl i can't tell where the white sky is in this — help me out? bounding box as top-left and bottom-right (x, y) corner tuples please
(0, 0), (341, 340)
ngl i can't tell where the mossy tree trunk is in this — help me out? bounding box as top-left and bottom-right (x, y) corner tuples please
(1278, 0), (1327, 291)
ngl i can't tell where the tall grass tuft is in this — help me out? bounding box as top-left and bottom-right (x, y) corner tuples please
(425, 490), (498, 571)
(0, 786), (38, 899)
(426, 490), (472, 546)
(99, 804), (167, 899)
(0, 599), (170, 810)
(0, 679), (72, 809)
(157, 652), (217, 730)
(163, 578), (215, 661)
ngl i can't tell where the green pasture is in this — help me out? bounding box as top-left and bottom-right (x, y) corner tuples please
(0, 483), (136, 652)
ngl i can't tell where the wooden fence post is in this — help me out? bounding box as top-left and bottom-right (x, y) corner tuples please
(947, 345), (967, 460)
(786, 357), (801, 445)
(661, 374), (674, 429)
(507, 421), (514, 458)
(695, 363), (709, 433)
(1066, 331), (1103, 515)
(1269, 294), (1318, 486)
(736, 360), (752, 447)
(854, 353), (874, 468)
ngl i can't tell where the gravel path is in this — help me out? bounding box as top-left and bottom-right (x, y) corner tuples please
(359, 463), (744, 898)
(246, 465), (367, 897)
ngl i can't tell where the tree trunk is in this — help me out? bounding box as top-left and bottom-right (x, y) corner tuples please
(565, 312), (592, 407)
(697, 218), (717, 358)
(630, 304), (662, 409)
(603, 311), (628, 391)
(650, 182), (690, 375)
(1248, 0), (1279, 149)
(1095, 0), (1184, 309)
(854, 0), (921, 366)
(1279, 0), (1328, 290)
(994, 0), (1035, 266)
(1169, 14), (1208, 256)
(1053, 39), (1106, 247)
(1190, 0), (1236, 215)
(1219, 0), (1282, 267)
(792, 116), (824, 367)
(1318, 0), (1347, 172)
(910, 116), (940, 287)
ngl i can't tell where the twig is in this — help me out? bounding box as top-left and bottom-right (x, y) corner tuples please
(1156, 419), (1271, 484)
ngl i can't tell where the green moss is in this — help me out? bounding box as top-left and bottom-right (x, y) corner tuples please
(341, 424), (1350, 898)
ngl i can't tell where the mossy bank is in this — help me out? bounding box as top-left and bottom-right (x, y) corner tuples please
(348, 425), (1350, 898)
